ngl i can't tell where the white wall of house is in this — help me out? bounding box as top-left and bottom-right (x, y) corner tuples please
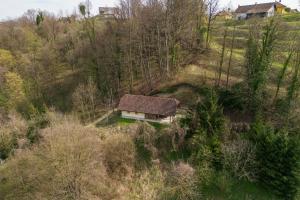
(267, 6), (275, 17)
(121, 111), (145, 120)
(236, 13), (247, 20)
(121, 111), (176, 124)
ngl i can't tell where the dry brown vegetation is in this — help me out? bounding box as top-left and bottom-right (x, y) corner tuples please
(0, 114), (203, 200)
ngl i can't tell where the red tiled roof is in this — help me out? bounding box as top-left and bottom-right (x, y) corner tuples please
(118, 94), (179, 116)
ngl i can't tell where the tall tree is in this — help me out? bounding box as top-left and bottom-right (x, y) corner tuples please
(226, 26), (236, 88)
(245, 19), (278, 114)
(274, 51), (293, 102)
(205, 0), (219, 49)
(217, 28), (227, 87)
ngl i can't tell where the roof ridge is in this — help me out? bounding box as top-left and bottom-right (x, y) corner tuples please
(238, 1), (286, 7)
(119, 94), (179, 116)
(124, 94), (177, 101)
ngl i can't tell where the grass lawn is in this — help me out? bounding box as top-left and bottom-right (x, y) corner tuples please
(118, 118), (137, 125)
(202, 172), (280, 200)
(97, 111), (169, 131)
(96, 112), (137, 127)
(283, 13), (300, 22)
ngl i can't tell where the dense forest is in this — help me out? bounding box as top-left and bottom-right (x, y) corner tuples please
(1, 0), (300, 199)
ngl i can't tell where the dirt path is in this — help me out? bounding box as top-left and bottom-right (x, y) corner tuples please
(86, 109), (116, 128)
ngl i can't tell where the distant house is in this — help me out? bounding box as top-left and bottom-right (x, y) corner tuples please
(216, 10), (233, 20)
(99, 7), (116, 18)
(118, 94), (180, 124)
(290, 9), (299, 13)
(235, 2), (287, 20)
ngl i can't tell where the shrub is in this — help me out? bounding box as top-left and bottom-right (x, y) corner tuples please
(26, 114), (49, 143)
(0, 119), (119, 200)
(222, 137), (257, 181)
(102, 134), (136, 179)
(0, 129), (17, 160)
(134, 122), (158, 159)
(187, 89), (226, 170)
(189, 131), (221, 170)
(196, 90), (226, 137)
(164, 162), (201, 200)
(218, 84), (248, 111)
(202, 171), (234, 199)
(0, 113), (28, 159)
(126, 167), (165, 200)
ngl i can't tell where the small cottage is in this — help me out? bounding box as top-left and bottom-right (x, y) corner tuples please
(118, 94), (180, 123)
(235, 2), (287, 20)
(216, 10), (233, 20)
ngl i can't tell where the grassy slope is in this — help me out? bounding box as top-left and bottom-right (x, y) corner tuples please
(93, 14), (300, 199)
(146, 13), (300, 199)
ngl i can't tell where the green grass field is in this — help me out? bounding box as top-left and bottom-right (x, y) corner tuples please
(96, 111), (168, 131)
(202, 172), (279, 200)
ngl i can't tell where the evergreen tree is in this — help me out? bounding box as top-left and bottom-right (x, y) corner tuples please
(244, 19), (277, 115)
(286, 52), (300, 112)
(274, 51), (293, 102)
(251, 122), (300, 199)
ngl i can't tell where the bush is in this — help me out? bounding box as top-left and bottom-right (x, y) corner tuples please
(0, 129), (17, 160)
(189, 131), (222, 170)
(0, 119), (119, 200)
(0, 113), (28, 159)
(102, 134), (136, 179)
(126, 167), (165, 200)
(222, 137), (257, 181)
(218, 84), (248, 111)
(196, 90), (226, 137)
(26, 115), (49, 143)
(134, 122), (158, 159)
(187, 89), (226, 170)
(201, 170), (234, 199)
(250, 122), (300, 199)
(164, 162), (201, 200)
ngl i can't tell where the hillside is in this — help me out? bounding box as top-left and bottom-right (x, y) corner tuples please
(1, 1), (300, 200)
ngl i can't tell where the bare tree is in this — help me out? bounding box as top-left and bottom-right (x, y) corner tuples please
(217, 28), (227, 87)
(226, 26), (236, 88)
(222, 139), (257, 181)
(72, 79), (98, 122)
(205, 0), (219, 49)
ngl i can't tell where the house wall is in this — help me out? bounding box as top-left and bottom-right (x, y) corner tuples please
(121, 111), (145, 120)
(121, 111), (175, 124)
(236, 13), (247, 20)
(267, 6), (275, 17)
(276, 7), (287, 14)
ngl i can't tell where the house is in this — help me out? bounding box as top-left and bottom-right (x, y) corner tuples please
(118, 94), (180, 124)
(99, 7), (116, 18)
(290, 9), (299, 13)
(216, 10), (233, 20)
(235, 2), (287, 20)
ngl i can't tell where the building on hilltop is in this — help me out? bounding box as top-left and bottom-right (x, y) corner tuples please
(216, 9), (233, 20)
(118, 94), (180, 124)
(99, 7), (117, 18)
(235, 1), (287, 20)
